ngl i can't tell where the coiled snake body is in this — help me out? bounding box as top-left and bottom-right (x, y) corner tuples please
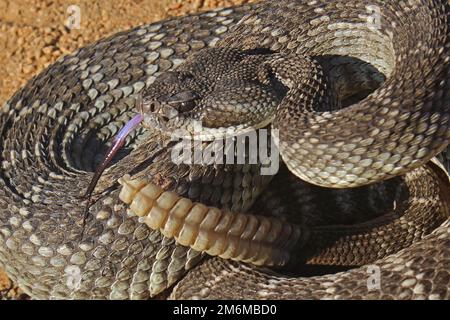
(0, 0), (449, 299)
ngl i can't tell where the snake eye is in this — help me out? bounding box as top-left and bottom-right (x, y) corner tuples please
(165, 91), (198, 113)
(178, 100), (196, 112)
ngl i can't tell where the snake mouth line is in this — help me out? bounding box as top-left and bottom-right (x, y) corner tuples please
(118, 174), (303, 267)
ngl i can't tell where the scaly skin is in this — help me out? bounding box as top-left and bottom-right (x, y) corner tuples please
(0, 0), (449, 299)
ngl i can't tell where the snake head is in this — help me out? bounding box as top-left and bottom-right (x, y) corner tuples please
(138, 71), (199, 131)
(138, 48), (287, 140)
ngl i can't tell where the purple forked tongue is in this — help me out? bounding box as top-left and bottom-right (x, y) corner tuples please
(81, 113), (143, 235)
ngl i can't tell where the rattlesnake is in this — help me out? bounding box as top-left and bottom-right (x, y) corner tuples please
(0, 0), (449, 299)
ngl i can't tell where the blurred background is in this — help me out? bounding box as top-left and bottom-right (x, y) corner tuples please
(0, 0), (250, 299)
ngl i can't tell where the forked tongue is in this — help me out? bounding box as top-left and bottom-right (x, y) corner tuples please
(81, 113), (143, 235)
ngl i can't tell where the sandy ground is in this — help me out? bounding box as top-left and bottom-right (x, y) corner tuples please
(0, 0), (250, 299)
